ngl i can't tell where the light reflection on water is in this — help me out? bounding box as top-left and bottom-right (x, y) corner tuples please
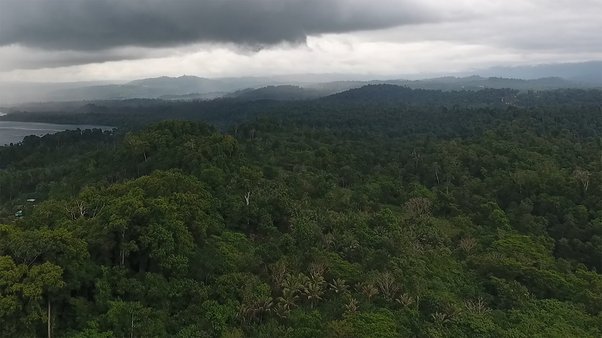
(0, 121), (112, 146)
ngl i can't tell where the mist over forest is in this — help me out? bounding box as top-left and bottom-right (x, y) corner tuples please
(2, 0), (602, 337)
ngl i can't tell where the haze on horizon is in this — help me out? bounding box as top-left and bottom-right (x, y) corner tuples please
(0, 0), (601, 83)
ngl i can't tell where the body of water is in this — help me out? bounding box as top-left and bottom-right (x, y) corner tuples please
(0, 121), (112, 146)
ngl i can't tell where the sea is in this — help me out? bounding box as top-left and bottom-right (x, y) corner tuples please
(0, 119), (112, 146)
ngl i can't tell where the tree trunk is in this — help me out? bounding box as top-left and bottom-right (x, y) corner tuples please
(120, 230), (126, 266)
(47, 299), (51, 338)
(130, 312), (134, 338)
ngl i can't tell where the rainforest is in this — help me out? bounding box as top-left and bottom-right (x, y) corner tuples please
(1, 86), (602, 337)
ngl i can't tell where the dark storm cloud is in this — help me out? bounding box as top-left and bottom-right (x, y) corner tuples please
(0, 0), (435, 51)
(0, 45), (162, 71)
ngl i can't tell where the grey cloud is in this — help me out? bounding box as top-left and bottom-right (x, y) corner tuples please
(362, 1), (602, 55)
(0, 46), (164, 71)
(0, 0), (435, 51)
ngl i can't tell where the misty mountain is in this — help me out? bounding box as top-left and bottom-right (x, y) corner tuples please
(473, 61), (602, 84)
(396, 76), (582, 91)
(224, 76), (584, 101)
(0, 75), (586, 108)
(48, 76), (368, 103)
(322, 84), (521, 106)
(49, 76), (282, 102)
(1, 61), (601, 106)
(227, 85), (330, 101)
(128, 76), (281, 94)
(0, 81), (116, 106)
(0, 76), (284, 105)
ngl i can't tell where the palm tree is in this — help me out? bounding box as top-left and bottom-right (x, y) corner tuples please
(328, 278), (349, 295)
(395, 293), (415, 308)
(281, 273), (305, 294)
(302, 281), (325, 308)
(358, 282), (379, 302)
(277, 288), (299, 312)
(309, 263), (326, 280)
(238, 297), (273, 324)
(344, 297), (359, 315)
(431, 312), (453, 327)
(273, 302), (291, 319)
(255, 297), (273, 323)
(309, 271), (326, 290)
(237, 303), (256, 325)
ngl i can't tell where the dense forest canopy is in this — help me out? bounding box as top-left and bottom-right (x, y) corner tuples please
(4, 86), (602, 129)
(1, 86), (602, 337)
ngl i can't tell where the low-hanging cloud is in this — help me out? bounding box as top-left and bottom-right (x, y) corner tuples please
(0, 0), (437, 51)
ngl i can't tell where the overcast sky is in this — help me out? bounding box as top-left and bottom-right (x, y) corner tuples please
(1, 0), (601, 82)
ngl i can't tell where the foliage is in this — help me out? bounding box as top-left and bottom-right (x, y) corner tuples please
(2, 87), (602, 336)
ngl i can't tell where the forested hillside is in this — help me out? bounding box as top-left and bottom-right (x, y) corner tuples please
(2, 87), (602, 337)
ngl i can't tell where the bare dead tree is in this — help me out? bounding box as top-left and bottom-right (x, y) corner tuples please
(433, 162), (441, 185)
(404, 197), (432, 219)
(464, 297), (490, 315)
(269, 261), (288, 289)
(411, 148), (421, 169)
(458, 237), (478, 254)
(375, 272), (399, 301)
(573, 168), (591, 192)
(244, 191), (251, 206)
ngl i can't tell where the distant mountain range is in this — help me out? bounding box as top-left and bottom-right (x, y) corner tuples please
(1, 61), (601, 106)
(471, 61), (602, 84)
(227, 85), (327, 101)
